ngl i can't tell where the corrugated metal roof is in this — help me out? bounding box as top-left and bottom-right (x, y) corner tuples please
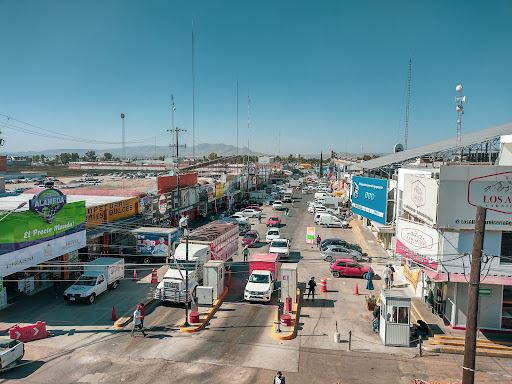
(348, 122), (512, 171)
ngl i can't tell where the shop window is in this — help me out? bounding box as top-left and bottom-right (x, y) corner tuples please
(386, 305), (409, 324)
(500, 232), (512, 264)
(502, 286), (512, 329)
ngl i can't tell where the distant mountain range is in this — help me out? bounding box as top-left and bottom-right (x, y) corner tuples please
(4, 143), (265, 158)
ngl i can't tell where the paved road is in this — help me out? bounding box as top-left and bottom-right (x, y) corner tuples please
(4, 190), (512, 383)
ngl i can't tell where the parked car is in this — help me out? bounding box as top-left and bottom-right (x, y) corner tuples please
(265, 228), (281, 243)
(321, 238), (363, 254)
(321, 245), (362, 262)
(241, 208), (262, 218)
(242, 231), (260, 247)
(246, 205), (262, 211)
(230, 213), (250, 223)
(269, 238), (290, 258)
(272, 201), (283, 211)
(266, 216), (281, 227)
(329, 259), (371, 279)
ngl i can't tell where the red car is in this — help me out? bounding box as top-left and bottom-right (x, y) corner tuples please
(246, 205), (262, 211)
(242, 231), (260, 247)
(266, 216), (281, 227)
(329, 259), (371, 279)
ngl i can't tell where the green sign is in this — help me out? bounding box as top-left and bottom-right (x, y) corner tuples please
(479, 288), (492, 297)
(0, 201), (86, 253)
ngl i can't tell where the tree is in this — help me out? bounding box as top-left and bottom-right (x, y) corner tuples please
(60, 153), (71, 164)
(208, 152), (218, 160)
(103, 152), (113, 160)
(32, 155), (41, 163)
(85, 151), (97, 161)
(71, 153), (80, 162)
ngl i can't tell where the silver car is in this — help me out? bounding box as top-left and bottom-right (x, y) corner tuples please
(320, 245), (362, 262)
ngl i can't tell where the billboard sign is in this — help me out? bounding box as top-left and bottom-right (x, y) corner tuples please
(29, 188), (67, 224)
(136, 233), (176, 256)
(402, 174), (438, 226)
(438, 165), (512, 229)
(86, 197), (139, 228)
(395, 218), (438, 270)
(351, 176), (388, 225)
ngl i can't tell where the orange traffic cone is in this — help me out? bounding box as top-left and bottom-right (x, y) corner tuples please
(111, 305), (117, 321)
(354, 283), (359, 295)
(133, 269), (138, 281)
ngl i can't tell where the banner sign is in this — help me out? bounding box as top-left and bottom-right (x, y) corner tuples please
(404, 259), (421, 293)
(136, 232), (179, 256)
(396, 218), (438, 269)
(29, 188), (67, 224)
(402, 174), (438, 226)
(306, 227), (315, 244)
(0, 230), (86, 277)
(351, 176), (388, 225)
(86, 197), (139, 228)
(0, 201), (86, 256)
(215, 183), (224, 199)
(438, 165), (512, 229)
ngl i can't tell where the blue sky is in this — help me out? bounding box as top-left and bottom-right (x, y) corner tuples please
(0, 0), (511, 156)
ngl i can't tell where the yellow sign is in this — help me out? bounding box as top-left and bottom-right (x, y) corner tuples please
(215, 184), (224, 199)
(86, 197), (139, 228)
(404, 261), (421, 292)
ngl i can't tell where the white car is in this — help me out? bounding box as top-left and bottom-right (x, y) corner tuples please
(230, 213), (249, 223)
(241, 209), (262, 218)
(272, 201), (283, 211)
(269, 238), (290, 258)
(265, 228), (281, 243)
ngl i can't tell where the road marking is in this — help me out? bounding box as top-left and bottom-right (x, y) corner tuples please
(223, 302), (276, 308)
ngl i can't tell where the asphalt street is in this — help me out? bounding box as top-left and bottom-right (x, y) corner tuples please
(3, 191), (512, 383)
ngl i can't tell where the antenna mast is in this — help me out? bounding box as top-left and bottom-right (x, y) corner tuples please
(405, 56), (411, 150)
(236, 79), (239, 158)
(247, 90), (250, 165)
(455, 85), (465, 150)
(171, 95), (176, 157)
(192, 22), (196, 158)
(120, 113), (125, 161)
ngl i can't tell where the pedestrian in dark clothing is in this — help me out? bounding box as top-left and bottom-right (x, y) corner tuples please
(414, 319), (429, 338)
(307, 277), (316, 301)
(316, 235), (321, 249)
(53, 275), (61, 299)
(273, 371), (285, 384)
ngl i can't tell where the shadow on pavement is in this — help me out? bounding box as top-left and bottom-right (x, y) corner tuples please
(0, 360), (46, 379)
(301, 299), (336, 308)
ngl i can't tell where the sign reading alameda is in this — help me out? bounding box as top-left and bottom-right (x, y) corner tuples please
(29, 188), (67, 224)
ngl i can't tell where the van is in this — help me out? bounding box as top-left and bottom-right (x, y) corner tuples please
(314, 192), (328, 199)
(315, 212), (330, 224)
(319, 214), (349, 228)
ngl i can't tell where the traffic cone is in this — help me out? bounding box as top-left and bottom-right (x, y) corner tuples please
(354, 283), (359, 295)
(111, 305), (117, 321)
(133, 269), (138, 281)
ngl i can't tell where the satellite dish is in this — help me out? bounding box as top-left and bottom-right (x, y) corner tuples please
(394, 143), (404, 153)
(169, 170), (174, 176)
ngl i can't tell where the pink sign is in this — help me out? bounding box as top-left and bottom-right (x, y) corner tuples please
(396, 239), (437, 270)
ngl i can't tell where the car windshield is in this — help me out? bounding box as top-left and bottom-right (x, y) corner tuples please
(268, 231), (279, 236)
(76, 275), (96, 286)
(249, 274), (270, 283)
(272, 241), (287, 247)
(245, 233), (256, 239)
(269, 217), (278, 221)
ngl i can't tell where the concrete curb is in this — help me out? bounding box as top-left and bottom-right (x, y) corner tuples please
(271, 288), (301, 340)
(179, 287), (229, 333)
(114, 292), (156, 328)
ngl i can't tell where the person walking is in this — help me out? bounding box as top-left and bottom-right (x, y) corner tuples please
(307, 276), (316, 301)
(138, 304), (145, 328)
(53, 275), (61, 299)
(273, 371), (285, 384)
(389, 264), (395, 287)
(131, 305), (147, 337)
(383, 264), (392, 289)
(258, 215), (262, 224)
(243, 245), (249, 262)
(316, 235), (322, 249)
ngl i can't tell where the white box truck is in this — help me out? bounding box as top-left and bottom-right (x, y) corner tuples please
(64, 258), (124, 304)
(154, 221), (239, 303)
(130, 227), (181, 264)
(319, 214), (349, 228)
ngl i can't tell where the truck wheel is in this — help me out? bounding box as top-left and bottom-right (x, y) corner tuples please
(111, 281), (119, 290)
(87, 293), (96, 304)
(333, 271), (340, 278)
(143, 257), (152, 264)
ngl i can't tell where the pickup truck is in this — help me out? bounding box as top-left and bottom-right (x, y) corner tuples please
(244, 253), (278, 302)
(64, 258), (124, 304)
(0, 337), (24, 371)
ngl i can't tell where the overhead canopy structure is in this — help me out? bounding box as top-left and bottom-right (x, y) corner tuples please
(348, 122), (512, 173)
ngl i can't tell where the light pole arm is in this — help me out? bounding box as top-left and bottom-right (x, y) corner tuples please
(0, 202), (27, 223)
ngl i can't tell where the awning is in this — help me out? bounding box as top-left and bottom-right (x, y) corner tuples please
(86, 215), (150, 238)
(370, 221), (395, 234)
(421, 268), (512, 286)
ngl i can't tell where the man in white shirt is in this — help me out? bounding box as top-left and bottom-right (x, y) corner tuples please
(131, 306), (147, 337)
(383, 265), (392, 289)
(273, 371), (285, 384)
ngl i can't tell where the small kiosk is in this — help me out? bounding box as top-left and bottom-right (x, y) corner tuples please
(379, 289), (411, 347)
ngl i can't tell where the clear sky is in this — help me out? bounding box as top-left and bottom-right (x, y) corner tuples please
(0, 0), (511, 156)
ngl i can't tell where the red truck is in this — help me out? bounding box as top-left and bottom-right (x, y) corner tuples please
(244, 253), (278, 302)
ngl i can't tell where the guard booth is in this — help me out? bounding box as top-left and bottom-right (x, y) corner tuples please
(379, 289), (411, 347)
(197, 260), (224, 305)
(280, 263), (298, 306)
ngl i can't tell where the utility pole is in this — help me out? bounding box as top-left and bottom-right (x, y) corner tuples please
(171, 95), (176, 157)
(121, 113), (125, 161)
(462, 205), (486, 384)
(168, 127), (187, 227)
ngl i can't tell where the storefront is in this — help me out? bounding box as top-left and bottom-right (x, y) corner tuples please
(0, 189), (86, 302)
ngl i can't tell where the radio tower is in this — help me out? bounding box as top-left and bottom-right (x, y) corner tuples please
(405, 56), (411, 150)
(455, 85), (465, 149)
(120, 113), (125, 161)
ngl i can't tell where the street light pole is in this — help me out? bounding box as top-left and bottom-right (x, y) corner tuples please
(180, 216), (190, 327)
(0, 202), (27, 223)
